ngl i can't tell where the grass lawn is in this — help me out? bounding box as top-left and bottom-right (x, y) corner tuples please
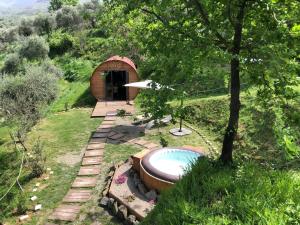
(0, 109), (101, 224)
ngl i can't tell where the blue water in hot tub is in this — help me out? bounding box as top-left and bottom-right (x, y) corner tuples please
(148, 148), (202, 176)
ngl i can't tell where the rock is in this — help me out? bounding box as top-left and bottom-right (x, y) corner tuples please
(30, 196), (37, 201)
(34, 204), (42, 211)
(145, 190), (157, 201)
(161, 115), (172, 124)
(102, 187), (109, 196)
(133, 174), (141, 187)
(32, 188), (37, 192)
(107, 170), (114, 178)
(99, 196), (109, 207)
(137, 183), (147, 195)
(19, 215), (29, 221)
(117, 204), (128, 220)
(125, 215), (137, 225)
(145, 120), (155, 130)
(112, 201), (118, 215)
(107, 198), (115, 209)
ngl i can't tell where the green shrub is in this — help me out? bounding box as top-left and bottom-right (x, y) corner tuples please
(28, 138), (46, 178)
(48, 29), (75, 56)
(55, 5), (82, 29)
(33, 14), (56, 35)
(19, 36), (49, 61)
(1, 53), (22, 75)
(0, 65), (58, 127)
(143, 159), (300, 225)
(59, 57), (93, 82)
(18, 19), (34, 37)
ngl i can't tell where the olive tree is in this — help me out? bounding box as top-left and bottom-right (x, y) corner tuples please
(18, 19), (34, 36)
(1, 53), (22, 75)
(33, 14), (56, 36)
(19, 36), (49, 61)
(55, 5), (82, 29)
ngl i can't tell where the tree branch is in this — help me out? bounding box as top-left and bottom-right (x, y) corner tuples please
(189, 0), (229, 49)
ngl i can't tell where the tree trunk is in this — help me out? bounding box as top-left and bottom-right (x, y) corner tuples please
(220, 1), (247, 164)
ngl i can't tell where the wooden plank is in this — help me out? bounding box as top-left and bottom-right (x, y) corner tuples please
(72, 177), (98, 188)
(134, 139), (149, 146)
(78, 165), (101, 176)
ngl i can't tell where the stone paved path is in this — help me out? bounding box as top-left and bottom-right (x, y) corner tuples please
(47, 111), (161, 223)
(47, 113), (114, 223)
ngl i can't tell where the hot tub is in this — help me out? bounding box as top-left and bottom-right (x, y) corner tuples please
(140, 147), (203, 191)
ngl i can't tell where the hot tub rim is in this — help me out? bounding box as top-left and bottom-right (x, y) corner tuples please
(141, 147), (203, 183)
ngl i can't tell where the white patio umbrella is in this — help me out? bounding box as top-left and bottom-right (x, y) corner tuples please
(124, 80), (162, 90)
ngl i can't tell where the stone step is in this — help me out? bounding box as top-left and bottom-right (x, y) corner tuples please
(90, 138), (107, 144)
(101, 121), (115, 125)
(48, 204), (80, 221)
(78, 165), (101, 176)
(92, 132), (109, 138)
(96, 128), (112, 133)
(98, 124), (115, 129)
(144, 143), (159, 149)
(87, 143), (105, 150)
(82, 157), (102, 165)
(63, 189), (92, 203)
(72, 177), (98, 188)
(84, 150), (103, 157)
(104, 116), (117, 121)
(109, 133), (124, 140)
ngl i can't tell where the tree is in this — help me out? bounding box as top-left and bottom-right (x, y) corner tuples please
(33, 14), (56, 36)
(55, 5), (82, 29)
(49, 0), (79, 11)
(1, 53), (22, 75)
(19, 36), (49, 61)
(18, 19), (34, 36)
(0, 65), (58, 129)
(113, 0), (299, 163)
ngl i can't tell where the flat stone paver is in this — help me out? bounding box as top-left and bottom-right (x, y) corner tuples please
(84, 150), (103, 157)
(96, 128), (112, 133)
(72, 177), (98, 188)
(90, 138), (107, 144)
(99, 124), (115, 129)
(87, 143), (105, 150)
(93, 132), (109, 138)
(109, 133), (125, 140)
(144, 143), (159, 149)
(63, 189), (92, 203)
(134, 139), (149, 146)
(101, 121), (115, 125)
(49, 204), (81, 221)
(104, 116), (117, 121)
(82, 157), (102, 165)
(78, 165), (101, 176)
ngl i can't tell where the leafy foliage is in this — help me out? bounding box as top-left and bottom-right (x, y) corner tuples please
(55, 5), (82, 30)
(49, 0), (79, 11)
(48, 29), (75, 56)
(142, 159), (300, 225)
(19, 36), (49, 61)
(1, 53), (22, 75)
(0, 65), (58, 128)
(33, 14), (56, 35)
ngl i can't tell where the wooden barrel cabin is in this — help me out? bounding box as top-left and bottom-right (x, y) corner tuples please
(90, 56), (139, 101)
